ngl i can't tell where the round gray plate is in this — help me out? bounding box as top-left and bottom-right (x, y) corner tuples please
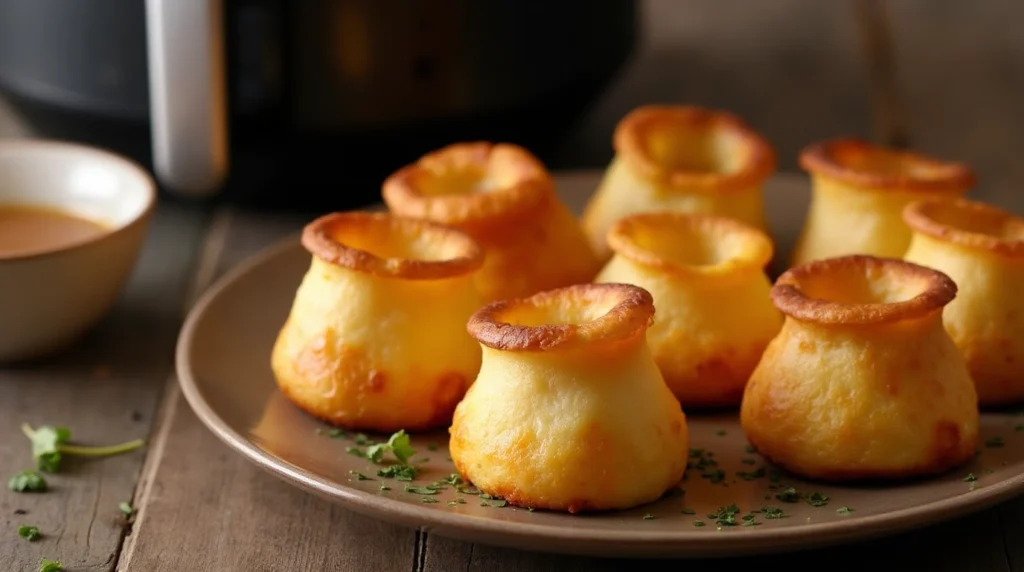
(176, 171), (1024, 559)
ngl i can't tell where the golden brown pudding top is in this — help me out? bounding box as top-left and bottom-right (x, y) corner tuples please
(771, 255), (957, 325)
(381, 142), (554, 227)
(613, 105), (776, 193)
(301, 211), (483, 280)
(606, 212), (773, 277)
(799, 138), (976, 193)
(904, 198), (1024, 258)
(467, 283), (655, 352)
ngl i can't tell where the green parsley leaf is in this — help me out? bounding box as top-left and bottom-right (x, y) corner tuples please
(348, 470), (372, 481)
(421, 498), (438, 504)
(377, 465), (418, 481)
(39, 558), (63, 572)
(775, 487), (801, 503)
(693, 520), (706, 527)
(761, 506), (786, 519)
(836, 506), (853, 515)
(8, 470), (47, 493)
(379, 484), (391, 491)
(387, 430), (416, 464)
(442, 473), (464, 486)
(708, 504), (741, 526)
(327, 428), (346, 438)
(737, 466), (766, 481)
(427, 443), (439, 451)
(404, 485), (439, 495)
(681, 507), (696, 515)
(963, 473), (978, 482)
(18, 525), (40, 541)
(22, 424), (144, 473)
(119, 502), (135, 517)
(491, 499), (508, 508)
(365, 444), (387, 463)
(643, 513), (655, 520)
(805, 492), (829, 507)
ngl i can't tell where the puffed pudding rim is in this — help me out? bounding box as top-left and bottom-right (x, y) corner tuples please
(799, 137), (976, 193)
(612, 104), (776, 193)
(606, 211), (773, 277)
(381, 141), (553, 226)
(904, 198), (1024, 258)
(301, 211), (484, 280)
(771, 255), (957, 325)
(467, 283), (655, 352)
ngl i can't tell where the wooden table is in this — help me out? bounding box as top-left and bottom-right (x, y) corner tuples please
(2, 1), (1024, 570)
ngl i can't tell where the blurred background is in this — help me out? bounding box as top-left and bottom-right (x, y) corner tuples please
(0, 0), (1019, 213)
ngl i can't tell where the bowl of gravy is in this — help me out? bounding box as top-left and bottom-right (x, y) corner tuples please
(0, 139), (155, 363)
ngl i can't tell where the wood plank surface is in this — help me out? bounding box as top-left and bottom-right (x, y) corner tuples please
(0, 202), (209, 572)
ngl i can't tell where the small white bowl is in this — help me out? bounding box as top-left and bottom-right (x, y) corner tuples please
(0, 139), (156, 363)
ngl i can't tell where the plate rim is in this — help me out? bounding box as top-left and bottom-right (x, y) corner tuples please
(175, 175), (1024, 559)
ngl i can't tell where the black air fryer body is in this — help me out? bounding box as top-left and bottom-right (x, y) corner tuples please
(0, 0), (637, 212)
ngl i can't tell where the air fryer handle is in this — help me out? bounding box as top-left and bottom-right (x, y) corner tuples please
(145, 0), (229, 197)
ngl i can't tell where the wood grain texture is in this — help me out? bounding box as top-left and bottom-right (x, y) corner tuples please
(0, 202), (209, 572)
(424, 508), (1011, 572)
(116, 209), (418, 572)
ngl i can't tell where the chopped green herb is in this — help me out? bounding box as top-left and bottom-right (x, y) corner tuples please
(643, 513), (655, 520)
(969, 482), (980, 491)
(446, 500), (459, 506)
(775, 487), (800, 503)
(701, 468), (726, 484)
(715, 429), (727, 436)
(327, 428), (346, 438)
(964, 473), (978, 482)
(348, 470), (372, 481)
(39, 559), (62, 572)
(442, 473), (464, 486)
(761, 506), (786, 519)
(708, 504), (741, 526)
(740, 458), (757, 465)
(479, 492), (492, 500)
(836, 506), (853, 515)
(491, 499), (508, 508)
(379, 484), (390, 491)
(741, 513), (760, 527)
(693, 520), (706, 527)
(377, 465), (418, 481)
(744, 444), (757, 454)
(404, 485), (439, 495)
(527, 507), (536, 512)
(346, 447), (366, 459)
(456, 484), (481, 495)
(681, 507), (696, 515)
(661, 487), (684, 498)
(986, 436), (1005, 448)
(806, 492), (829, 507)
(119, 502), (135, 517)
(8, 470), (47, 493)
(22, 424), (145, 473)
(737, 466), (766, 481)
(421, 498), (438, 504)
(18, 525), (40, 541)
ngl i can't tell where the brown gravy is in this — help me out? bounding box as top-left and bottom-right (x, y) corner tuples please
(0, 204), (109, 258)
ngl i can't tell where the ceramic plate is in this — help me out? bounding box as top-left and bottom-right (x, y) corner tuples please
(176, 171), (1024, 559)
